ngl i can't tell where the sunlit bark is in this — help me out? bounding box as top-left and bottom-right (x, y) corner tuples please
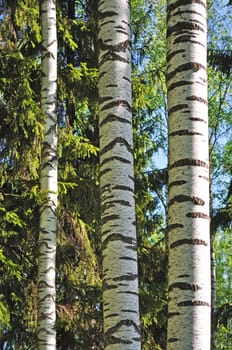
(167, 1), (211, 349)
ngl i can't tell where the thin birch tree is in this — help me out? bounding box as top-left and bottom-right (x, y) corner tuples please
(37, 1), (57, 349)
(166, 0), (211, 349)
(98, 1), (141, 349)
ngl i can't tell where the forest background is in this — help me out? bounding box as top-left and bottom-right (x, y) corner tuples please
(0, 0), (231, 349)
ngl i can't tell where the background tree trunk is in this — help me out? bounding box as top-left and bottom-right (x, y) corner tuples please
(167, 0), (211, 349)
(210, 234), (217, 350)
(37, 1), (58, 349)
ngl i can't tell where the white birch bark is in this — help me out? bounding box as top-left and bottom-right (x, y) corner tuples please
(167, 1), (211, 349)
(37, 1), (57, 349)
(98, 1), (141, 349)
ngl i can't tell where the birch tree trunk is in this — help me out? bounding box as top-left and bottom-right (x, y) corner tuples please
(37, 1), (57, 349)
(98, 1), (141, 349)
(166, 1), (211, 349)
(210, 234), (217, 350)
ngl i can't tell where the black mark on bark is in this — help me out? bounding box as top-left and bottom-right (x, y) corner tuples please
(167, 21), (205, 37)
(167, 49), (185, 62)
(167, 62), (206, 81)
(113, 273), (138, 281)
(103, 283), (118, 291)
(112, 185), (134, 192)
(99, 167), (112, 178)
(167, 0), (206, 19)
(100, 113), (131, 127)
(169, 195), (205, 206)
(100, 137), (133, 156)
(98, 11), (118, 20)
(168, 337), (179, 343)
(168, 180), (188, 190)
(168, 312), (181, 318)
(105, 313), (119, 319)
(169, 130), (203, 137)
(189, 117), (207, 123)
(169, 158), (208, 169)
(101, 214), (120, 226)
(187, 95), (207, 105)
(100, 99), (132, 112)
(168, 282), (201, 292)
(177, 300), (210, 307)
(120, 256), (137, 262)
(186, 212), (209, 219)
(168, 80), (194, 91)
(168, 104), (188, 115)
(104, 319), (140, 346)
(100, 155), (131, 167)
(168, 223), (184, 231)
(102, 233), (135, 250)
(170, 238), (208, 248)
(174, 38), (205, 48)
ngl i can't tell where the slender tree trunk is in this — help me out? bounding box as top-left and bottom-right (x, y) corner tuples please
(98, 1), (141, 349)
(166, 1), (211, 349)
(65, 0), (76, 129)
(37, 1), (57, 349)
(210, 234), (217, 350)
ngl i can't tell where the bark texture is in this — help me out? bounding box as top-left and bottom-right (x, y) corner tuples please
(98, 1), (140, 349)
(37, 1), (57, 349)
(167, 1), (211, 349)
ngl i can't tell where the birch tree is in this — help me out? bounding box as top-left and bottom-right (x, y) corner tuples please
(166, 0), (211, 348)
(98, 1), (141, 349)
(37, 0), (57, 349)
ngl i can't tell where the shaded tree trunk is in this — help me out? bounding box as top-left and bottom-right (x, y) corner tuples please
(166, 0), (211, 349)
(37, 1), (58, 349)
(98, 1), (141, 349)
